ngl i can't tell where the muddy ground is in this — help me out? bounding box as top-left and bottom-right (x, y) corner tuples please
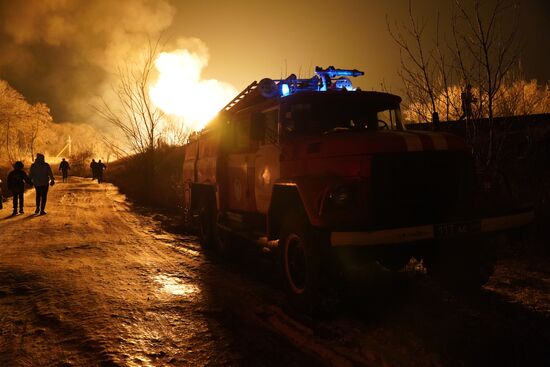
(0, 178), (549, 366)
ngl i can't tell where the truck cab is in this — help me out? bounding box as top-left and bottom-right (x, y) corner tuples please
(183, 67), (533, 305)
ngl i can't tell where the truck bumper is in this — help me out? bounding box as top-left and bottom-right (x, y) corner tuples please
(330, 210), (534, 247)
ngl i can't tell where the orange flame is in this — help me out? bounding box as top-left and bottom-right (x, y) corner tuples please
(149, 49), (236, 132)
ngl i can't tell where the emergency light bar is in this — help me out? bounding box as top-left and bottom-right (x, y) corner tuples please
(257, 66), (365, 98)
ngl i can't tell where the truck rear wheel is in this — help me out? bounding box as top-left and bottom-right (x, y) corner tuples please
(198, 201), (235, 259)
(198, 200), (217, 250)
(214, 215), (238, 259)
(279, 213), (326, 308)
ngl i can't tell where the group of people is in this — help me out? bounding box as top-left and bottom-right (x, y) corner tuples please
(0, 155), (107, 217)
(90, 159), (106, 183)
(2, 153), (56, 216)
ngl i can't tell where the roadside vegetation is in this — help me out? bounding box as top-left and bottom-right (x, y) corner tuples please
(106, 145), (185, 211)
(388, 0), (550, 258)
(92, 41), (191, 211)
(0, 79), (110, 204)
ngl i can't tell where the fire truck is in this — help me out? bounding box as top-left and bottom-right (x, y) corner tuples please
(183, 66), (533, 304)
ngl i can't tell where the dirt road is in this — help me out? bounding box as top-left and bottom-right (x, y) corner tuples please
(0, 178), (316, 366)
(0, 178), (549, 366)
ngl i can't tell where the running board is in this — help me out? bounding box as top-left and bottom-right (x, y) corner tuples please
(217, 223), (279, 252)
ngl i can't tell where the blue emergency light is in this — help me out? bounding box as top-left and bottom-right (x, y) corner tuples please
(280, 83), (291, 97)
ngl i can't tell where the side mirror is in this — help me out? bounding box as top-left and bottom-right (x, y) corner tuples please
(251, 112), (266, 141)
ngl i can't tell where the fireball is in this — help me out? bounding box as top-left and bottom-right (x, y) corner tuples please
(149, 49), (237, 132)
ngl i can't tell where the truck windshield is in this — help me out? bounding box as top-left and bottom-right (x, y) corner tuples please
(283, 97), (405, 135)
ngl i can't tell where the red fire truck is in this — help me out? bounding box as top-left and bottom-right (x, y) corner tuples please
(182, 67), (533, 304)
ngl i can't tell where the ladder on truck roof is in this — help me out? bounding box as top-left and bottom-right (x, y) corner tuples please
(223, 81), (258, 112)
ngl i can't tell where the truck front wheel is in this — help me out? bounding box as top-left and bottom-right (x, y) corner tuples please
(426, 239), (496, 291)
(280, 213), (326, 308)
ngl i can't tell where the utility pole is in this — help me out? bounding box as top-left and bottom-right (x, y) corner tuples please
(55, 136), (73, 158)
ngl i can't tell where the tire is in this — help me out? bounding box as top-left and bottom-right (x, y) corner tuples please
(214, 214), (238, 260)
(199, 201), (236, 260)
(426, 239), (496, 291)
(198, 198), (217, 250)
(279, 212), (327, 308)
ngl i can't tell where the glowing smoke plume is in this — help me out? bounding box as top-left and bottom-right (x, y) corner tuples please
(0, 0), (175, 122)
(150, 48), (237, 132)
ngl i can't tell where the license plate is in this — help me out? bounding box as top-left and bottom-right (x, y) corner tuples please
(434, 220), (481, 238)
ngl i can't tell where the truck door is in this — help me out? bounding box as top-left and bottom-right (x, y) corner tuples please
(253, 107), (281, 214)
(225, 114), (257, 212)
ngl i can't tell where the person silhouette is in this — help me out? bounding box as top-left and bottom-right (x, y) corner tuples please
(0, 178), (3, 210)
(29, 153), (55, 215)
(459, 83), (477, 121)
(7, 161), (32, 215)
(59, 158), (70, 183)
(90, 159), (98, 181)
(96, 160), (106, 184)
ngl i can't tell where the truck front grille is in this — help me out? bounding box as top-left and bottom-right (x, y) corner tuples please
(370, 151), (476, 229)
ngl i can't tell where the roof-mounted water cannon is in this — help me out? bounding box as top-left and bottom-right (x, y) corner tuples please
(315, 66), (364, 92)
(257, 66), (365, 99)
(315, 66), (364, 78)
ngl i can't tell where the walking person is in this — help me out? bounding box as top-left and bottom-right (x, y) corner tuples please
(90, 159), (98, 181)
(7, 161), (32, 216)
(29, 153), (55, 215)
(96, 160), (106, 184)
(459, 83), (477, 121)
(59, 158), (70, 183)
(0, 178), (3, 210)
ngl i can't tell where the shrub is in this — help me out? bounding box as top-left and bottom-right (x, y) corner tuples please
(106, 146), (185, 211)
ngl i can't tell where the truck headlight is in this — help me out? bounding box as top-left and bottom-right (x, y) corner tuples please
(328, 186), (353, 207)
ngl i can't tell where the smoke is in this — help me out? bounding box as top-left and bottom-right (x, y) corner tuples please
(0, 0), (176, 122)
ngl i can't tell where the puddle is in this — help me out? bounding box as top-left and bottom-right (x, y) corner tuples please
(154, 274), (200, 296)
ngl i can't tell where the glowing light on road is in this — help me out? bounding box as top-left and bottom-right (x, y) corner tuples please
(155, 274), (199, 296)
(150, 49), (237, 132)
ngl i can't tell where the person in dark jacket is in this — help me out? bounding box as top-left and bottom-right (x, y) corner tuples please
(0, 178), (4, 210)
(96, 160), (106, 183)
(59, 158), (70, 183)
(90, 159), (97, 181)
(29, 153), (55, 215)
(7, 161), (32, 215)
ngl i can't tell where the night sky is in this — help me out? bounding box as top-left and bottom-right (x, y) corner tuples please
(0, 0), (548, 122)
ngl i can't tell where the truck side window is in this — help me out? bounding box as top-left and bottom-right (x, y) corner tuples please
(263, 109), (279, 145)
(235, 117), (250, 150)
(221, 120), (234, 150)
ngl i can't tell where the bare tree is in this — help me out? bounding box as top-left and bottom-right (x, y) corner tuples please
(494, 64), (550, 117)
(0, 80), (27, 162)
(94, 40), (165, 155)
(159, 117), (192, 147)
(0, 81), (54, 163)
(387, 0), (439, 123)
(452, 0), (522, 166)
(0, 79), (114, 167)
(24, 103), (52, 161)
